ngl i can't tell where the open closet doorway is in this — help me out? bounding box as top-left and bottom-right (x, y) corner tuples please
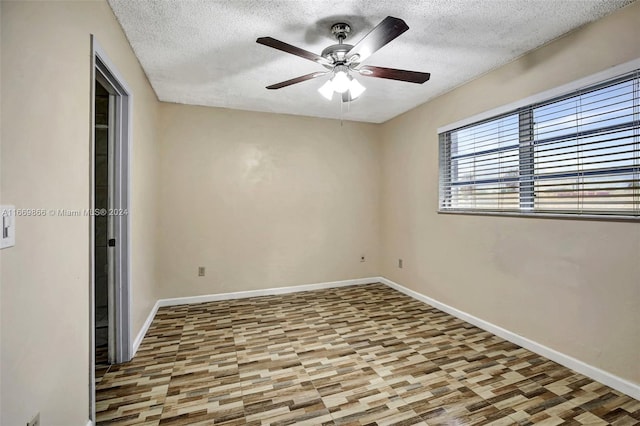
(90, 36), (132, 422)
(94, 79), (112, 378)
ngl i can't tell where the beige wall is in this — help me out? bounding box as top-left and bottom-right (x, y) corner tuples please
(0, 1), (160, 425)
(157, 103), (381, 298)
(380, 1), (640, 385)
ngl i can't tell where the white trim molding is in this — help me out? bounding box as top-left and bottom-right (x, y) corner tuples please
(158, 277), (379, 307)
(132, 300), (160, 355)
(378, 277), (640, 401)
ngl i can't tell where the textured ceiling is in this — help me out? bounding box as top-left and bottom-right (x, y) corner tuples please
(108, 0), (634, 123)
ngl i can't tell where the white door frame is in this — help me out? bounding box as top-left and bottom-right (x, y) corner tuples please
(90, 35), (133, 422)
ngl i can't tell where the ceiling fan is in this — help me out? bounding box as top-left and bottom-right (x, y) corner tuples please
(257, 16), (431, 102)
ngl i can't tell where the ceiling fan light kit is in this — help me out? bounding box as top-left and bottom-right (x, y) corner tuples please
(318, 74), (366, 101)
(257, 16), (431, 104)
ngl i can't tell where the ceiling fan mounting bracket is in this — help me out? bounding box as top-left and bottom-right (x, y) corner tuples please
(330, 23), (351, 43)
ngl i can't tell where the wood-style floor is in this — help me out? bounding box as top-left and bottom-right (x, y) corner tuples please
(96, 284), (639, 425)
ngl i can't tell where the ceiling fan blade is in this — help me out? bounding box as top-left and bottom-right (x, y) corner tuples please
(357, 65), (431, 84)
(257, 37), (331, 66)
(346, 16), (409, 63)
(266, 72), (327, 90)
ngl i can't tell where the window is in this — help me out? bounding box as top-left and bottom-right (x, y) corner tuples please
(439, 69), (640, 218)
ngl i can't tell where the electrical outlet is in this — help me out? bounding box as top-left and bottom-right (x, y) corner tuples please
(398, 259), (403, 268)
(198, 267), (205, 277)
(27, 413), (40, 426)
(360, 255), (365, 262)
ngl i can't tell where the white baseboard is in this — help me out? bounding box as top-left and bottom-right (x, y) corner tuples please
(132, 300), (160, 356)
(379, 277), (640, 401)
(86, 420), (94, 426)
(131, 277), (379, 356)
(157, 277), (380, 307)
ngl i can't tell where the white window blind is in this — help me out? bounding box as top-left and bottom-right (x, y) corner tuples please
(439, 69), (640, 218)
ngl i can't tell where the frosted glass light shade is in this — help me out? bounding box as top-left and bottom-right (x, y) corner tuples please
(331, 68), (351, 93)
(349, 78), (366, 99)
(318, 80), (334, 100)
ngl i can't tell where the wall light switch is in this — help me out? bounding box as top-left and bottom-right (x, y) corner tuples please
(1, 205), (16, 249)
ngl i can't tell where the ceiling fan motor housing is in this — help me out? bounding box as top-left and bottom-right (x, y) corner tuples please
(320, 23), (354, 67)
(321, 43), (354, 66)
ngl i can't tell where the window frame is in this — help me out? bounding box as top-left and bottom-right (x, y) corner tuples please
(438, 59), (640, 221)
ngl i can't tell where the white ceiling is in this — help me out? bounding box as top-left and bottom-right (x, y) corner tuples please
(108, 0), (634, 123)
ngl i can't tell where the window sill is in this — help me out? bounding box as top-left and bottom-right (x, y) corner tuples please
(437, 210), (640, 223)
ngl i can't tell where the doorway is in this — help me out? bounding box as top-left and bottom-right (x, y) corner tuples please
(94, 79), (112, 380)
(90, 36), (132, 423)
